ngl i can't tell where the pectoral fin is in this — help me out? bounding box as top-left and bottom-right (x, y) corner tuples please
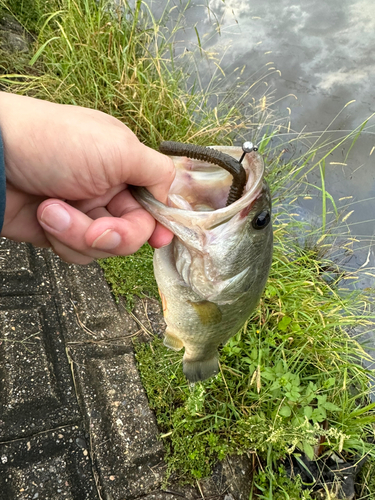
(188, 300), (222, 325)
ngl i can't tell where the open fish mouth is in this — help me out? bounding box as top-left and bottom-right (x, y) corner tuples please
(159, 141), (248, 206)
(132, 143), (266, 234)
(131, 143), (273, 382)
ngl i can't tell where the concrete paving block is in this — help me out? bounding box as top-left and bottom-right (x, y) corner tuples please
(0, 425), (99, 500)
(60, 258), (123, 331)
(0, 295), (81, 440)
(221, 454), (254, 500)
(45, 252), (137, 342)
(0, 236), (252, 500)
(69, 344), (165, 499)
(0, 239), (50, 297)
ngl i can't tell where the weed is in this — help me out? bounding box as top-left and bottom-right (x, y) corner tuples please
(134, 224), (375, 490)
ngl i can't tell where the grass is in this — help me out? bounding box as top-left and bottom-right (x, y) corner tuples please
(99, 243), (157, 310)
(134, 220), (375, 497)
(1, 0), (374, 497)
(0, 0), (279, 148)
(358, 457), (375, 499)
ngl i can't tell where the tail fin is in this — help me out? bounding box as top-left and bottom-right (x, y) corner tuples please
(183, 355), (219, 382)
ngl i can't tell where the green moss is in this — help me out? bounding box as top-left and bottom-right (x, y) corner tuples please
(99, 243), (158, 310)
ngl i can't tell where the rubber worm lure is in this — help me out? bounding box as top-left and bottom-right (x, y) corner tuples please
(159, 141), (247, 206)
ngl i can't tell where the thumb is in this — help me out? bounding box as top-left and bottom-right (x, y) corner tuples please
(122, 142), (175, 203)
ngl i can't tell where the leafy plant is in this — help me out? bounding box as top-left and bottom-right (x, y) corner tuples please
(134, 224), (375, 488)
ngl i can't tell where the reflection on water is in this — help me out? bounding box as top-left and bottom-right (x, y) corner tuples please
(151, 0), (375, 264)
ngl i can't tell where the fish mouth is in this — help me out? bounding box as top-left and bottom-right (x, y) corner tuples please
(131, 146), (265, 233)
(160, 141), (247, 206)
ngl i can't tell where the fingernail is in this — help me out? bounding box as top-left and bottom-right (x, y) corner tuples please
(158, 239), (173, 248)
(92, 229), (121, 250)
(40, 204), (71, 232)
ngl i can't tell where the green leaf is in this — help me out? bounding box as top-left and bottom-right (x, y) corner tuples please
(323, 402), (341, 412)
(250, 348), (258, 360)
(279, 405), (292, 417)
(291, 321), (302, 332)
(317, 394), (327, 405)
(242, 357), (253, 364)
(348, 401), (375, 418)
(278, 316), (292, 332)
(312, 407), (326, 422)
(275, 361), (284, 375)
(261, 368), (276, 381)
(323, 377), (336, 389)
(303, 442), (315, 460)
(285, 389), (301, 402)
(29, 37), (60, 65)
(304, 406), (313, 419)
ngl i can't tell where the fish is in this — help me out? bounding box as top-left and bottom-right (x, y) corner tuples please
(131, 143), (273, 382)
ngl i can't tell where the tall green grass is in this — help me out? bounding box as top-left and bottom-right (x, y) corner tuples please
(0, 0), (281, 148)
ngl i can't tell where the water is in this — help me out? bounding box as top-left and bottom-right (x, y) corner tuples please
(150, 0), (375, 261)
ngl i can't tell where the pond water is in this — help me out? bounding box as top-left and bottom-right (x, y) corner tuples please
(152, 0), (375, 262)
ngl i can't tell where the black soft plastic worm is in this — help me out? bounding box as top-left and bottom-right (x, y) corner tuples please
(159, 141), (247, 206)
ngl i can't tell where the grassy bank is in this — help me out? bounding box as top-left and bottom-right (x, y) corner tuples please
(0, 0), (276, 148)
(134, 219), (375, 495)
(1, 0), (374, 497)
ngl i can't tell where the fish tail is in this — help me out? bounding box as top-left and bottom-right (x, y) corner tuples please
(183, 355), (219, 382)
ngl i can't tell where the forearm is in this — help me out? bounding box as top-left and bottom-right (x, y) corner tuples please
(0, 127), (5, 233)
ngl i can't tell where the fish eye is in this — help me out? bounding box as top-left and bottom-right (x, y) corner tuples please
(251, 210), (271, 230)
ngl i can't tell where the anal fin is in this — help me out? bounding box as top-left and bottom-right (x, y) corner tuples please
(163, 329), (184, 351)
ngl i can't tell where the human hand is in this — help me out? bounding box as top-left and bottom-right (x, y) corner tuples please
(0, 92), (175, 264)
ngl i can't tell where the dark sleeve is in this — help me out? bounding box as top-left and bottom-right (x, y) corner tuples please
(0, 129), (5, 233)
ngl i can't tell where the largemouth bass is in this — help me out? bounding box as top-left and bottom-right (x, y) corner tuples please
(132, 143), (273, 382)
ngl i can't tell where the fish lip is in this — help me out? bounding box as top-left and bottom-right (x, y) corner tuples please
(131, 148), (265, 231)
